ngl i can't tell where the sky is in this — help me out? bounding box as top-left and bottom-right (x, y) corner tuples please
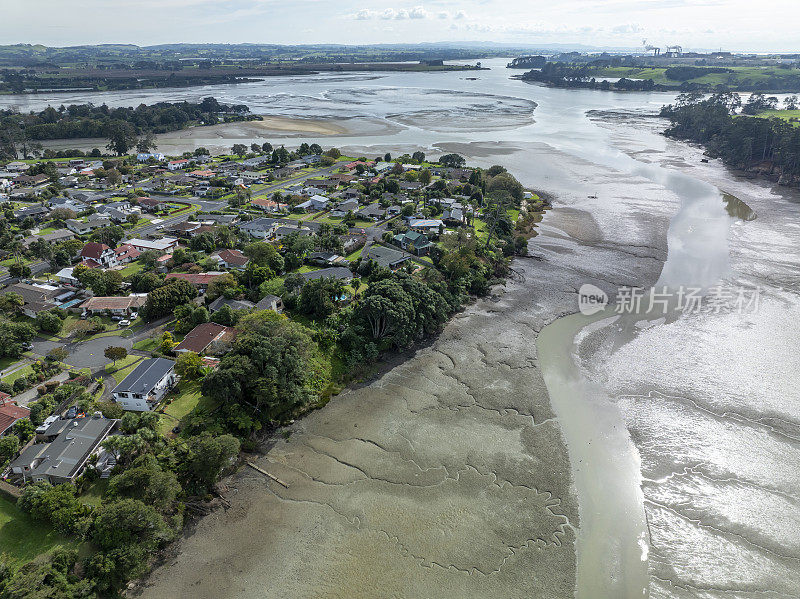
(5, 0), (799, 53)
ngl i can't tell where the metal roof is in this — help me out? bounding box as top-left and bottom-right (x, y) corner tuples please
(112, 358), (175, 395)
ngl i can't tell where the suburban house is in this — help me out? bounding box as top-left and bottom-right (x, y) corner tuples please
(22, 229), (75, 248)
(80, 242), (118, 268)
(308, 251), (349, 267)
(114, 244), (141, 265)
(362, 245), (412, 270)
(211, 249), (249, 270)
(55, 267), (80, 286)
(14, 205), (50, 221)
(66, 218), (107, 235)
(0, 395), (30, 436)
(296, 195), (329, 212)
(10, 415), (117, 484)
(138, 198), (168, 212)
(251, 197), (284, 213)
(80, 295), (146, 316)
(408, 218), (444, 235)
(241, 171), (264, 183)
(173, 322), (236, 355)
(208, 296), (256, 312)
(165, 272), (226, 290)
(330, 199), (359, 217)
(112, 358), (177, 411)
(238, 218), (278, 239)
(394, 231), (433, 255)
(127, 237), (179, 253)
(300, 267), (353, 283)
(196, 213), (238, 225)
(357, 203), (387, 221)
(255, 294), (284, 312)
(3, 283), (61, 318)
(137, 152), (165, 162)
(167, 159), (190, 171)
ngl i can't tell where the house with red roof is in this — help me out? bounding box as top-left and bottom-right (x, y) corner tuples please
(0, 395), (31, 436)
(167, 159), (190, 171)
(173, 322), (236, 355)
(114, 244), (141, 265)
(80, 242), (118, 268)
(210, 249), (249, 270)
(165, 272), (226, 289)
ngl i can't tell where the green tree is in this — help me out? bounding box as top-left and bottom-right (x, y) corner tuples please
(178, 433), (240, 495)
(9, 262), (31, 279)
(106, 120), (138, 155)
(104, 346), (128, 366)
(142, 279), (197, 320)
(36, 311), (63, 334)
(175, 351), (203, 380)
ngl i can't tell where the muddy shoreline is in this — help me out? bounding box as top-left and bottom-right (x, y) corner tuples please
(134, 194), (667, 598)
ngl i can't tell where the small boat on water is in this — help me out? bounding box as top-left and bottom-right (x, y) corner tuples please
(701, 158), (709, 163)
(588, 194), (598, 199)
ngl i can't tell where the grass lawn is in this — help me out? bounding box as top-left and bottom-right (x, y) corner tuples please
(157, 380), (210, 435)
(0, 356), (19, 372)
(754, 109), (800, 125)
(133, 337), (159, 352)
(79, 479), (108, 508)
(118, 261), (145, 277)
(2, 363), (34, 386)
(106, 355), (142, 384)
(345, 246), (364, 261)
(0, 495), (78, 566)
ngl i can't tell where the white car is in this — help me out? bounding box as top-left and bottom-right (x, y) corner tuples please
(118, 319), (131, 327)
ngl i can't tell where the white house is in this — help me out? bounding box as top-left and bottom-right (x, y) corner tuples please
(112, 358), (177, 411)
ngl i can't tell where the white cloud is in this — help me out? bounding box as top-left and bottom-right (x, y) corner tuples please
(380, 8), (396, 19)
(355, 8), (374, 20)
(408, 5), (427, 19)
(437, 11), (449, 19)
(454, 10), (466, 19)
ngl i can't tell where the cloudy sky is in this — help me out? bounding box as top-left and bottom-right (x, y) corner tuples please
(6, 0), (798, 52)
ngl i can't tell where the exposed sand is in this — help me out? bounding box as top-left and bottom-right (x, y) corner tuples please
(39, 115), (405, 155)
(136, 196), (667, 599)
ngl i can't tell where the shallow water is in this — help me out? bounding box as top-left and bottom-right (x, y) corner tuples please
(12, 59), (800, 598)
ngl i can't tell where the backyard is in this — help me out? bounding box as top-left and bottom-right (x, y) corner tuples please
(0, 495), (78, 566)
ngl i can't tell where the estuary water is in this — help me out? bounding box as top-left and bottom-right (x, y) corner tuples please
(7, 59), (800, 598)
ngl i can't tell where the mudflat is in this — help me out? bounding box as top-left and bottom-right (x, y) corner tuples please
(137, 250), (589, 599)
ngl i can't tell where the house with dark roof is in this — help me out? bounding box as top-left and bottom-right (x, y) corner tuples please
(362, 245), (412, 270)
(356, 203), (387, 221)
(13, 205), (50, 221)
(207, 296), (256, 313)
(80, 242), (118, 268)
(112, 358), (176, 411)
(300, 267), (353, 282)
(3, 283), (61, 318)
(255, 294), (283, 313)
(237, 217), (278, 239)
(10, 415), (117, 484)
(173, 322), (236, 355)
(22, 229), (75, 248)
(394, 231), (433, 256)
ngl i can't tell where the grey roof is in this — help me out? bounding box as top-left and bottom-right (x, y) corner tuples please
(301, 267), (353, 282)
(255, 294), (282, 310)
(11, 416), (116, 482)
(363, 245), (411, 269)
(208, 296), (255, 312)
(112, 358), (175, 395)
(197, 213), (237, 224)
(238, 217), (277, 232)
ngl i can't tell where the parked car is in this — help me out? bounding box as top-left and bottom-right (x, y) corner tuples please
(66, 406), (77, 419)
(119, 319), (130, 327)
(129, 312), (138, 320)
(111, 316), (122, 321)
